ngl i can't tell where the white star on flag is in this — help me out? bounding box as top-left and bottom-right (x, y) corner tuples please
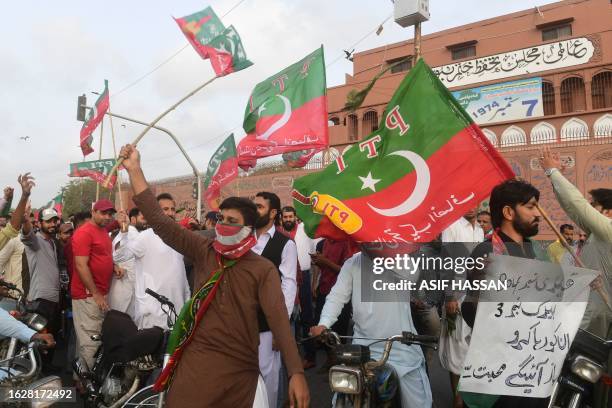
(359, 172), (381, 192)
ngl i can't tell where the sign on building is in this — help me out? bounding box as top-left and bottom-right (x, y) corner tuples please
(434, 37), (595, 88)
(452, 77), (543, 125)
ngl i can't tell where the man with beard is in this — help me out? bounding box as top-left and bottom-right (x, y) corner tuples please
(109, 207), (148, 319)
(72, 200), (121, 371)
(119, 144), (308, 408)
(462, 179), (548, 408)
(21, 207), (62, 370)
(547, 224), (574, 264)
(113, 196), (190, 330)
(253, 193), (298, 407)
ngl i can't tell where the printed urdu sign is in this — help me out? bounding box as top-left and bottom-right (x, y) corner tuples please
(433, 37), (595, 88)
(451, 78), (543, 125)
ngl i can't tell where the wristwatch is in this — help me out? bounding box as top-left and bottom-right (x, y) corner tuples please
(544, 167), (558, 177)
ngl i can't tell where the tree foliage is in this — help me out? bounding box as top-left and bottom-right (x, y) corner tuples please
(61, 179), (115, 218)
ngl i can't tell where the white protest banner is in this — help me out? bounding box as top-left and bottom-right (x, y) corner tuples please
(459, 255), (598, 398)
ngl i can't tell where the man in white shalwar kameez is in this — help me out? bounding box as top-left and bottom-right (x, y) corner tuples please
(113, 194), (190, 329)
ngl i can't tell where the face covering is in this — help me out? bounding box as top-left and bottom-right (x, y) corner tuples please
(213, 223), (257, 259)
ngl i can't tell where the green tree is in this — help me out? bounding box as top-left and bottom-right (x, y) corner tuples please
(61, 179), (115, 218)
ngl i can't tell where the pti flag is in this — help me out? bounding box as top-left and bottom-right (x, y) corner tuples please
(292, 59), (514, 242)
(175, 7), (252, 76)
(80, 80), (109, 156)
(237, 47), (328, 170)
(204, 134), (239, 210)
(45, 194), (63, 218)
(69, 159), (118, 189)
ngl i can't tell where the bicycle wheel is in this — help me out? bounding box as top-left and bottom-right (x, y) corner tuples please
(121, 385), (161, 407)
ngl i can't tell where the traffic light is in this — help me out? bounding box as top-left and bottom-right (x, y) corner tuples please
(77, 94), (87, 122)
(192, 180), (198, 200)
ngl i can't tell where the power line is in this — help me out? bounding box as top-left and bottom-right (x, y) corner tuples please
(111, 0), (250, 99)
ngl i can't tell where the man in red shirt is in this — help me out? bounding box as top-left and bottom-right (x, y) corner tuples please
(71, 200), (118, 370)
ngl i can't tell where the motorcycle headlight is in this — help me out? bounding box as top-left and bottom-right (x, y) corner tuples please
(26, 313), (48, 332)
(571, 355), (604, 383)
(329, 367), (362, 394)
(28, 375), (63, 408)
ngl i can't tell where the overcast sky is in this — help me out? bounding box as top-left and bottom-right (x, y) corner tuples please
(1, 0), (557, 206)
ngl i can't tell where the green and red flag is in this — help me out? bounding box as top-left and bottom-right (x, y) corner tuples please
(80, 80), (109, 156)
(237, 46), (328, 170)
(175, 7), (252, 77)
(44, 194), (63, 218)
(203, 134), (239, 210)
(292, 59), (515, 243)
(69, 158), (118, 189)
(282, 149), (319, 168)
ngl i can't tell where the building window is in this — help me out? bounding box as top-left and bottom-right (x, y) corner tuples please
(329, 116), (340, 126)
(387, 57), (412, 74)
(541, 24), (572, 41)
(362, 111), (379, 136)
(591, 71), (612, 109)
(347, 114), (358, 141)
(542, 81), (556, 116)
(451, 45), (476, 61)
(560, 77), (586, 113)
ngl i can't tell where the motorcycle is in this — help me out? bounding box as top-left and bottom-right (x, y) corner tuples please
(0, 281), (62, 407)
(73, 288), (176, 408)
(318, 329), (438, 407)
(547, 329), (612, 408)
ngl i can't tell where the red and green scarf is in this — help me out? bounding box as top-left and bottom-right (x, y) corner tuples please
(153, 254), (236, 392)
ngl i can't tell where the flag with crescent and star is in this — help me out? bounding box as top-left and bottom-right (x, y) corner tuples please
(237, 46), (329, 170)
(80, 80), (109, 156)
(203, 134), (239, 210)
(175, 7), (252, 77)
(69, 158), (118, 189)
(292, 59), (515, 243)
(44, 194), (63, 218)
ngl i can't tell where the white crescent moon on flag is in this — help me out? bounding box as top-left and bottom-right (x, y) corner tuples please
(255, 95), (292, 140)
(367, 150), (430, 217)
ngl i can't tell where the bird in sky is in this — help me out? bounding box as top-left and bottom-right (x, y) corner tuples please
(19, 136), (30, 141)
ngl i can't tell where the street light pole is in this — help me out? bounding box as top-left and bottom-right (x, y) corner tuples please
(102, 110), (203, 222)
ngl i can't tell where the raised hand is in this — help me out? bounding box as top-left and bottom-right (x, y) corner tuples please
(119, 145), (141, 171)
(17, 173), (35, 196)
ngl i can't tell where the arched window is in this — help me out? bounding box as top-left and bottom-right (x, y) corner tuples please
(328, 116), (340, 126)
(362, 111), (379, 136)
(591, 71), (612, 110)
(560, 77), (586, 113)
(500, 126), (526, 147)
(347, 114), (358, 141)
(530, 122), (556, 144)
(593, 114), (612, 138)
(560, 117), (589, 141)
(542, 81), (555, 116)
(482, 129), (497, 147)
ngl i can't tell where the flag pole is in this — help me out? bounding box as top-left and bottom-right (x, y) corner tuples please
(96, 119), (104, 200)
(103, 75), (219, 188)
(536, 202), (612, 312)
(108, 108), (128, 233)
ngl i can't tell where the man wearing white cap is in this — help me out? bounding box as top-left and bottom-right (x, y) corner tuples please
(21, 206), (62, 370)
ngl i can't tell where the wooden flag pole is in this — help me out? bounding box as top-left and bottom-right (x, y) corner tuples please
(108, 108), (128, 233)
(103, 75), (219, 188)
(95, 119), (104, 201)
(536, 202), (612, 312)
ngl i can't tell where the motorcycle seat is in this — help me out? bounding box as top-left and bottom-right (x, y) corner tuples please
(101, 310), (164, 364)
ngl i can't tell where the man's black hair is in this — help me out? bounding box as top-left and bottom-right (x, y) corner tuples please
(205, 211), (219, 221)
(128, 208), (141, 220)
(477, 210), (491, 217)
(281, 206), (296, 215)
(589, 188), (612, 210)
(560, 224), (574, 233)
(156, 193), (174, 202)
(73, 211), (92, 226)
(256, 192), (281, 224)
(219, 197), (258, 228)
(489, 179), (540, 229)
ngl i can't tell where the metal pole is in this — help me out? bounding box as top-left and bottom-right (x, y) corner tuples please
(102, 111), (203, 222)
(414, 21), (422, 61)
(96, 120), (104, 201)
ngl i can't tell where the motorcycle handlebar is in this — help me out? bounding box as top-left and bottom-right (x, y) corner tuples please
(0, 280), (18, 291)
(402, 332), (438, 344)
(145, 288), (173, 308)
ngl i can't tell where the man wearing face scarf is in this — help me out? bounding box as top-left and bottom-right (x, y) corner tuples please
(119, 144), (309, 408)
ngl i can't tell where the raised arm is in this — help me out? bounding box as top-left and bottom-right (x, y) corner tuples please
(10, 174), (35, 233)
(120, 145), (209, 261)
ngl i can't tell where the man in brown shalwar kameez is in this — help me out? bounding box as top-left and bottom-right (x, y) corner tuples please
(119, 144), (309, 408)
